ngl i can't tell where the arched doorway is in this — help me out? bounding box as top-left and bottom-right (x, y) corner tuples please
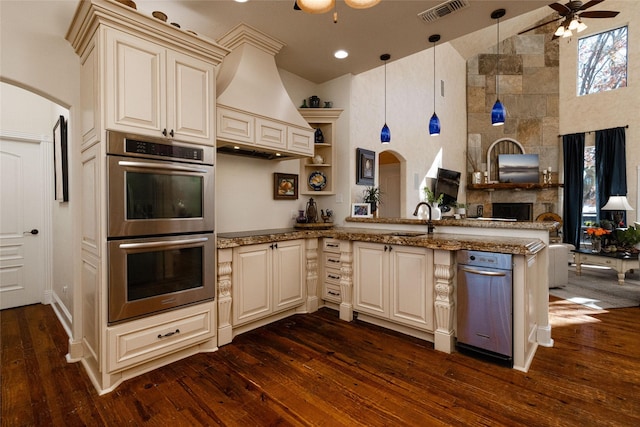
(378, 150), (403, 218)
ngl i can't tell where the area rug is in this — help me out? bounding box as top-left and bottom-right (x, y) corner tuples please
(549, 264), (640, 309)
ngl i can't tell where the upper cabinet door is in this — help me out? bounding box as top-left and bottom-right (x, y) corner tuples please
(105, 29), (165, 136)
(167, 51), (215, 145)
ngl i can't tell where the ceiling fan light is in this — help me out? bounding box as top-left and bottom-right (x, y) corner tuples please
(345, 0), (380, 9)
(297, 0), (335, 14)
(429, 113), (440, 136)
(568, 17), (579, 31)
(491, 100), (505, 126)
(554, 25), (565, 37)
(577, 21), (588, 33)
(562, 28), (573, 38)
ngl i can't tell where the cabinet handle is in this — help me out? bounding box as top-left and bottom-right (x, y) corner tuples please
(162, 128), (168, 136)
(328, 274), (340, 280)
(270, 243), (278, 249)
(328, 259), (340, 263)
(170, 129), (175, 137)
(328, 291), (340, 296)
(384, 245), (388, 252)
(327, 243), (339, 248)
(157, 329), (180, 339)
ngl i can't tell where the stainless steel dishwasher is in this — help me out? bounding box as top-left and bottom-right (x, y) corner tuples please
(456, 250), (513, 367)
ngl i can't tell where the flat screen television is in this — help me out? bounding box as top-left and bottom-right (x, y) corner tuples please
(434, 167), (461, 209)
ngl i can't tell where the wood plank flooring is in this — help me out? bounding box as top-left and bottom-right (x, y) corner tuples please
(2, 298), (639, 426)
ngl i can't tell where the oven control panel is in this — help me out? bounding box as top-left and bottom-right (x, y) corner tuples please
(125, 139), (203, 161)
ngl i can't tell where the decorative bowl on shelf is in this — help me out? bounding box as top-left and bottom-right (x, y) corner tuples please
(152, 11), (167, 21)
(116, 0), (137, 9)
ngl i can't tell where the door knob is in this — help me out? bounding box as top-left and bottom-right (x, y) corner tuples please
(23, 229), (39, 235)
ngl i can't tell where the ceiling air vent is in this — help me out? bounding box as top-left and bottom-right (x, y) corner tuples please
(418, 0), (470, 23)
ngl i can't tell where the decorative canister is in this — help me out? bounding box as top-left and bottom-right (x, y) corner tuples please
(472, 171), (482, 184)
(305, 198), (318, 223)
(309, 96), (320, 108)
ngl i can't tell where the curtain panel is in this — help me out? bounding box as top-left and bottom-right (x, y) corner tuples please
(563, 133), (585, 248)
(596, 126), (627, 225)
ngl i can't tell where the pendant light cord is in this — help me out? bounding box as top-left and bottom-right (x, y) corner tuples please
(384, 60), (387, 123)
(433, 41), (436, 111)
(496, 14), (500, 100)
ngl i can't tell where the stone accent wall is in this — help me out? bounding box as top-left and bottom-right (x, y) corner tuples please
(466, 21), (560, 220)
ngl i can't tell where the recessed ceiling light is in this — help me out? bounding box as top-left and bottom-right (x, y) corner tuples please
(234, 0), (249, 3)
(334, 50), (349, 59)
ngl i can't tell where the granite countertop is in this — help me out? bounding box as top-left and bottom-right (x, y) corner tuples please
(217, 226), (545, 255)
(345, 216), (560, 231)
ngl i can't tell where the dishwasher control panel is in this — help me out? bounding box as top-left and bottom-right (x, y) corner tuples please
(456, 250), (512, 270)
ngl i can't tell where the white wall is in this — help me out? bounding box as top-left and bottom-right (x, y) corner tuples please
(559, 1), (640, 223)
(350, 45), (468, 218)
(1, 1), (80, 336)
(0, 83), (74, 324)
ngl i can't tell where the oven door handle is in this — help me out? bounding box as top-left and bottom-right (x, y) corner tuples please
(118, 160), (209, 174)
(119, 237), (209, 249)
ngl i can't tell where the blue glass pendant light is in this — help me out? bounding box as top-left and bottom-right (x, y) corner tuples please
(380, 53), (391, 144)
(491, 9), (506, 126)
(428, 34), (441, 136)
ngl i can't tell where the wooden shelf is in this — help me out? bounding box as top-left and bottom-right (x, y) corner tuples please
(468, 183), (563, 191)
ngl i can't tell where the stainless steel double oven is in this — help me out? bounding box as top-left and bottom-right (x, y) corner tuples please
(107, 131), (215, 324)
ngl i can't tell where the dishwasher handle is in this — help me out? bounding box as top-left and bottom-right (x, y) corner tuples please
(459, 266), (507, 277)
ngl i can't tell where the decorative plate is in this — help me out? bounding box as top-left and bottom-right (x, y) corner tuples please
(308, 171), (327, 191)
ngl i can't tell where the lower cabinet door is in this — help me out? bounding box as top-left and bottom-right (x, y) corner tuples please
(233, 243), (272, 326)
(273, 240), (305, 311)
(353, 242), (388, 317)
(389, 246), (434, 331)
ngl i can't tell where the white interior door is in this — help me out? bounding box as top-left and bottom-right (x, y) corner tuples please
(0, 138), (45, 309)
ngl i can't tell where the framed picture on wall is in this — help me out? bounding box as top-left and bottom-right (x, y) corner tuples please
(53, 115), (69, 202)
(356, 148), (375, 185)
(273, 173), (298, 200)
(351, 203), (372, 218)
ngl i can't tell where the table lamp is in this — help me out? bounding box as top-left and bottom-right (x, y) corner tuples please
(601, 195), (634, 227)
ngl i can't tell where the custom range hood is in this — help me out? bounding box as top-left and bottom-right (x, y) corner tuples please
(216, 24), (314, 159)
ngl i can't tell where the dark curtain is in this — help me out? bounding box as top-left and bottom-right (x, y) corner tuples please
(563, 133), (585, 248)
(596, 127), (627, 226)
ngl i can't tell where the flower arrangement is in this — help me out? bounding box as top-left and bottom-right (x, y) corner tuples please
(423, 187), (444, 205)
(586, 227), (611, 240)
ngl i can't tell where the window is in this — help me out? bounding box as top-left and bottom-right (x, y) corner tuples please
(577, 26), (627, 96)
(582, 146), (596, 225)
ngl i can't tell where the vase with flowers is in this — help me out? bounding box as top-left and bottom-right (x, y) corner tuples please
(586, 227), (610, 253)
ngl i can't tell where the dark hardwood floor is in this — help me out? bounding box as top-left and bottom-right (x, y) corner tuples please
(2, 297), (639, 426)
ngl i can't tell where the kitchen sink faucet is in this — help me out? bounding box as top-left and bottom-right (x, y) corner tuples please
(412, 202), (435, 234)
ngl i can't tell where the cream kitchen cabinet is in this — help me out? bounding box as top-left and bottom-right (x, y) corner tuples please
(105, 28), (215, 145)
(353, 242), (434, 331)
(216, 106), (314, 158)
(299, 109), (342, 195)
(232, 240), (305, 326)
(321, 238), (342, 303)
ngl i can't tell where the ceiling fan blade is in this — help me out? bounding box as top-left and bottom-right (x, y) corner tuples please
(549, 2), (571, 15)
(580, 10), (620, 18)
(518, 18), (561, 35)
(579, 0), (604, 11)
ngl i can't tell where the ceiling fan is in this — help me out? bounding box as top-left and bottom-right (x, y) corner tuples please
(518, 0), (620, 39)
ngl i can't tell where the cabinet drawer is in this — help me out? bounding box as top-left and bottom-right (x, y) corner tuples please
(323, 283), (341, 302)
(324, 268), (341, 284)
(323, 239), (341, 253)
(107, 303), (215, 372)
(217, 107), (254, 143)
(323, 252), (341, 268)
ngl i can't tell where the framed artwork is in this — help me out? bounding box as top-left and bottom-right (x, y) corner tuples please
(53, 115), (69, 202)
(351, 203), (372, 218)
(356, 148), (375, 185)
(498, 154), (539, 184)
(273, 173), (298, 200)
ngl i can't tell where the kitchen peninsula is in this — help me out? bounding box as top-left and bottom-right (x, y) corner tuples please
(217, 218), (554, 373)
